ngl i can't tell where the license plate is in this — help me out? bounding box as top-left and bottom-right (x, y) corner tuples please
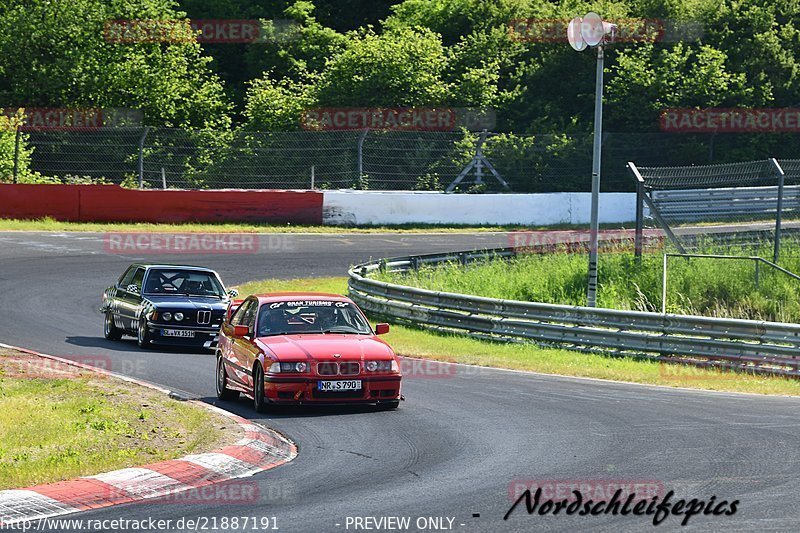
(162, 329), (195, 338)
(318, 380), (362, 392)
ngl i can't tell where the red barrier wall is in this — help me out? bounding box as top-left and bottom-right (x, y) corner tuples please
(0, 184), (323, 224)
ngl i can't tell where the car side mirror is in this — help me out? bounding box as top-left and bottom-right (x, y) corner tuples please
(228, 289), (239, 298)
(375, 323), (390, 335)
(126, 284), (140, 294)
(233, 325), (250, 337)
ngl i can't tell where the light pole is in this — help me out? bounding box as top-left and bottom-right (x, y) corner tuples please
(567, 13), (616, 307)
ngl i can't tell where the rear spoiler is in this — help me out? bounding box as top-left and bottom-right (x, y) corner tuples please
(226, 299), (245, 321)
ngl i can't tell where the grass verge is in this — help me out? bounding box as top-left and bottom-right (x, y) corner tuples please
(0, 218), (528, 234)
(0, 349), (239, 490)
(375, 239), (800, 323)
(0, 217), (640, 234)
(233, 276), (800, 397)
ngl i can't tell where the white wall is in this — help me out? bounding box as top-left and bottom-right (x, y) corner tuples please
(323, 190), (636, 226)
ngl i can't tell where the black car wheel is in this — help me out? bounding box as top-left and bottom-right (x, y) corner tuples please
(137, 318), (151, 349)
(216, 356), (239, 401)
(253, 364), (268, 413)
(103, 312), (122, 341)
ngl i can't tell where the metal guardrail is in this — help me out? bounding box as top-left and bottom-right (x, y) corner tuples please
(650, 185), (800, 221)
(348, 247), (800, 376)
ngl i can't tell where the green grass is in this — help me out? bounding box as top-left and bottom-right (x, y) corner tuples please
(0, 351), (236, 489)
(375, 239), (800, 323)
(232, 276), (800, 396)
(0, 217), (544, 234)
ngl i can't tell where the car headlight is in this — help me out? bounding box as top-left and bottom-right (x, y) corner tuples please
(267, 362), (308, 373)
(365, 360), (396, 372)
(162, 312), (172, 321)
(174, 312), (184, 321)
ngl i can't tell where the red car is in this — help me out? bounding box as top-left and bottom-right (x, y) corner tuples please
(215, 293), (403, 411)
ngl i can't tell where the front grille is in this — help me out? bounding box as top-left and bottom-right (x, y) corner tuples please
(197, 310), (211, 324)
(317, 362), (338, 376)
(339, 362), (360, 375)
(316, 362), (360, 376)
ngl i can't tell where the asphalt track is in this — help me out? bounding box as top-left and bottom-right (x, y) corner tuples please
(1, 231), (800, 532)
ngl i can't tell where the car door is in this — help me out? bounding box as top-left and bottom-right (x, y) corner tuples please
(118, 267), (145, 330)
(109, 265), (136, 329)
(226, 299), (257, 387)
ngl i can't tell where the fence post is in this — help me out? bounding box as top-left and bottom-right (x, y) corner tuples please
(661, 253), (668, 314)
(771, 158), (785, 264)
(138, 127), (150, 189)
(629, 162), (644, 261)
(357, 129), (368, 189)
(12, 128), (21, 183)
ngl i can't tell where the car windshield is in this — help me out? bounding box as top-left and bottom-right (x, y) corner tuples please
(257, 300), (371, 336)
(143, 269), (226, 298)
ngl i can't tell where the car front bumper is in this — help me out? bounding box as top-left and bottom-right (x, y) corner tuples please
(263, 375), (402, 404)
(147, 324), (220, 349)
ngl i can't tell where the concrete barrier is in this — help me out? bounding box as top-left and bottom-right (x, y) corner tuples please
(0, 184), (324, 224)
(322, 190), (636, 226)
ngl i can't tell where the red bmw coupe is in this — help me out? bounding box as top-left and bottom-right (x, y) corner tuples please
(215, 293), (402, 411)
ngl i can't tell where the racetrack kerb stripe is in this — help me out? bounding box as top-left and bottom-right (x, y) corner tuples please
(0, 343), (298, 527)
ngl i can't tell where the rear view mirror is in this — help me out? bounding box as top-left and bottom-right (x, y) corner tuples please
(375, 323), (390, 335)
(126, 284), (140, 294)
(233, 325), (250, 337)
(228, 289), (239, 298)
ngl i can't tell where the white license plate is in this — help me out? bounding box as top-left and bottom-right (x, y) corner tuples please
(318, 380), (362, 392)
(162, 329), (195, 338)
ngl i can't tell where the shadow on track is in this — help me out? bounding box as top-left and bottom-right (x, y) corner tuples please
(65, 335), (214, 355)
(199, 396), (400, 420)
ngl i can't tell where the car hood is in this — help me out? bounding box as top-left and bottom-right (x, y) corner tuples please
(256, 335), (394, 361)
(143, 295), (228, 310)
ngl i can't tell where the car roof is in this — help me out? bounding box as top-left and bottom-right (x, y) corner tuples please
(133, 264), (218, 272)
(250, 292), (352, 303)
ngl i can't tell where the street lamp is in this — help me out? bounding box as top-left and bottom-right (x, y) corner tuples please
(567, 13), (617, 307)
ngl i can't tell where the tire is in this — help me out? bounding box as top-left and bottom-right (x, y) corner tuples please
(103, 311), (122, 341)
(216, 356), (239, 401)
(378, 400), (400, 410)
(253, 364), (269, 413)
(137, 318), (151, 349)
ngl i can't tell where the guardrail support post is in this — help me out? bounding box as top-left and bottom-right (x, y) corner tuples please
(138, 126), (150, 189)
(634, 174), (644, 262)
(771, 158), (785, 264)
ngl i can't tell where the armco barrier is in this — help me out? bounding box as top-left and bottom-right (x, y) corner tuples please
(348, 247), (800, 376)
(0, 184), (323, 224)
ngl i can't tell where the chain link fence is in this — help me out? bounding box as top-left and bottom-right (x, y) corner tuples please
(9, 127), (800, 192)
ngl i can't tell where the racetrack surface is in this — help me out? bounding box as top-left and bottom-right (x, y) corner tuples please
(1, 231), (800, 532)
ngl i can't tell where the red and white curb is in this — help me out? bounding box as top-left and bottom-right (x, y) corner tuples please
(0, 343), (298, 527)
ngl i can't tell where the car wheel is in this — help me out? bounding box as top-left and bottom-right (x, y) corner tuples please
(216, 356), (239, 401)
(137, 318), (151, 349)
(253, 364), (268, 413)
(103, 312), (122, 341)
(378, 400), (400, 410)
